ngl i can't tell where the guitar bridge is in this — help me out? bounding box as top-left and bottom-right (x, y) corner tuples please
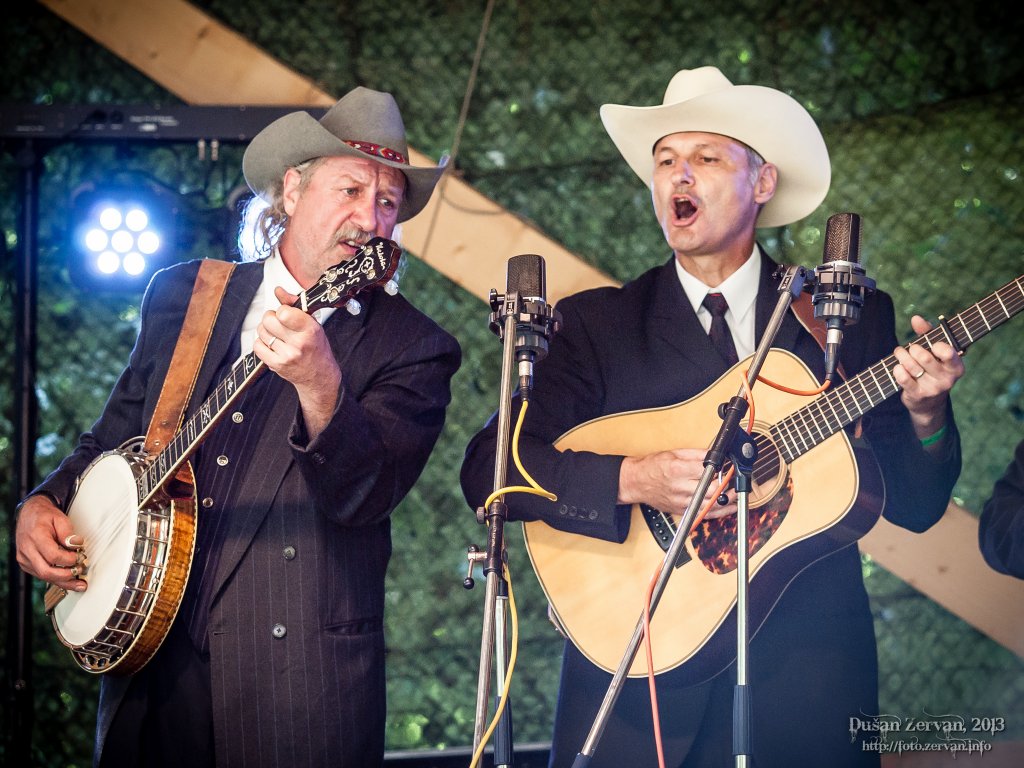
(640, 504), (691, 568)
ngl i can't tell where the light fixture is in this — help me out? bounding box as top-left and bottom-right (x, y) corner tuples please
(69, 180), (179, 292)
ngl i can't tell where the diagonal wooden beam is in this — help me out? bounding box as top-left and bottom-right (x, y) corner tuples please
(37, 0), (615, 306)
(38, 0), (1022, 659)
(863, 507), (1024, 658)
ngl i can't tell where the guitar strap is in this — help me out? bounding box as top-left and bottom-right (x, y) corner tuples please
(789, 290), (862, 436)
(144, 259), (236, 456)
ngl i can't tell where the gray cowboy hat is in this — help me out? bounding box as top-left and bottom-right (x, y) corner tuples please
(243, 86), (447, 222)
(600, 66), (830, 228)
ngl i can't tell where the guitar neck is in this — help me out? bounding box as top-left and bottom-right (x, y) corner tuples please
(138, 351), (265, 506)
(772, 274), (1024, 463)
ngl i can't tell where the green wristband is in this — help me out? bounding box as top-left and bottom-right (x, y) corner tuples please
(920, 424), (948, 447)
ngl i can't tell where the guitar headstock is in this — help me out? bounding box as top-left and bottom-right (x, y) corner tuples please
(298, 238), (402, 315)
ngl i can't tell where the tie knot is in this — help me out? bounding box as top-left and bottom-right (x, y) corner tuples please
(702, 292), (729, 318)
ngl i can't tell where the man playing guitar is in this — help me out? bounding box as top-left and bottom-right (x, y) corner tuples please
(460, 66), (964, 767)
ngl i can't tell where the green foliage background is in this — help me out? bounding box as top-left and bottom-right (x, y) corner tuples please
(1, 0), (1022, 764)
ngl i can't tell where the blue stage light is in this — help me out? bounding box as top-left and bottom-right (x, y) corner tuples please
(70, 182), (179, 292)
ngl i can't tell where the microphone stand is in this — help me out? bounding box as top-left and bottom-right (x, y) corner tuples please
(468, 287), (525, 767)
(571, 265), (810, 768)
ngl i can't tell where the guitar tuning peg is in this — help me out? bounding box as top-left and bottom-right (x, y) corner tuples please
(384, 279), (399, 296)
(345, 299), (362, 316)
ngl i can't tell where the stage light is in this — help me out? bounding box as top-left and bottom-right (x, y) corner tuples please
(69, 181), (179, 292)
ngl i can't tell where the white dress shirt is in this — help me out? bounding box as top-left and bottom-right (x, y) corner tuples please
(674, 246), (761, 360)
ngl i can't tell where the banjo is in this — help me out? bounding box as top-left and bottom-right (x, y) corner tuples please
(44, 239), (401, 674)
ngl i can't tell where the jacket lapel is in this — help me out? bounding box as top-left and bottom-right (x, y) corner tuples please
(755, 251), (804, 353)
(648, 256), (724, 371)
(190, 260), (264, 410)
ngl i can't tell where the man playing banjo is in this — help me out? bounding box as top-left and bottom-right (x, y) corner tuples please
(15, 86), (460, 767)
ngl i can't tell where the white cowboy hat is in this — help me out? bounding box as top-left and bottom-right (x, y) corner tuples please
(600, 66), (830, 228)
(243, 86), (447, 222)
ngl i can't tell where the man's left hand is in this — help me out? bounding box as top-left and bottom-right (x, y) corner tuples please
(892, 314), (965, 444)
(255, 286), (343, 438)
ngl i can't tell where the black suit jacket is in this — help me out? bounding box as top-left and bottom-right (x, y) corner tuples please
(36, 258), (461, 767)
(979, 437), (1024, 578)
(461, 253), (961, 767)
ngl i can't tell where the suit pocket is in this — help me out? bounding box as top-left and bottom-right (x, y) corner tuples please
(323, 616), (383, 636)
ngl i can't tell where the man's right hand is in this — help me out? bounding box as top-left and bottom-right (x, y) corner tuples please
(618, 448), (738, 521)
(15, 495), (88, 592)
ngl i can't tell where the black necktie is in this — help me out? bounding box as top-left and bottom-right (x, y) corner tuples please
(702, 292), (739, 366)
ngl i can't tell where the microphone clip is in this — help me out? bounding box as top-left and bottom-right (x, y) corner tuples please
(487, 288), (561, 347)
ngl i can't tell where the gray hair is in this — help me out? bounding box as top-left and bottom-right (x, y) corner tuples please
(744, 145), (766, 186)
(237, 157), (328, 261)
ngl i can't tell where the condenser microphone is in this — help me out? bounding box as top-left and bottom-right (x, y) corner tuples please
(811, 212), (875, 382)
(503, 254), (559, 398)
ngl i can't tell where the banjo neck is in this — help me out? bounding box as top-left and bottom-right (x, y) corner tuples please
(138, 351), (266, 508)
(135, 237), (404, 508)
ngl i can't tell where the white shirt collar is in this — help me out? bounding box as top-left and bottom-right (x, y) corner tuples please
(238, 248), (336, 358)
(674, 245), (761, 358)
(675, 245), (761, 319)
(262, 247), (303, 309)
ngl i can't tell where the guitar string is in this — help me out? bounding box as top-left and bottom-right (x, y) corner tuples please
(772, 276), (1022, 465)
(655, 275), (1024, 541)
(80, 362), (260, 585)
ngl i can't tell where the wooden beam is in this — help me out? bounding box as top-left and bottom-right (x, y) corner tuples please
(38, 0), (1021, 659)
(862, 505), (1024, 658)
(37, 0), (615, 306)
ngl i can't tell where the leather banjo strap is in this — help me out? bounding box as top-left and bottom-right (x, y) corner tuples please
(144, 259), (236, 456)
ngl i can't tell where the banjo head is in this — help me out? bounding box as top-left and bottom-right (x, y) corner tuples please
(52, 452), (147, 648)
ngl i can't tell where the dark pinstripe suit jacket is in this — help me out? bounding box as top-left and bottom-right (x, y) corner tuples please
(35, 258), (461, 766)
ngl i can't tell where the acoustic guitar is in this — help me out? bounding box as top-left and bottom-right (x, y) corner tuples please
(523, 274), (1023, 682)
(44, 239), (401, 674)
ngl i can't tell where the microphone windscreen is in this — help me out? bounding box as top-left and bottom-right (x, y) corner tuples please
(823, 212), (862, 264)
(507, 254), (547, 303)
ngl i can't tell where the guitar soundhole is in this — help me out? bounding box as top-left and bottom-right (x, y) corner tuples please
(676, 428), (794, 576)
(639, 429), (793, 575)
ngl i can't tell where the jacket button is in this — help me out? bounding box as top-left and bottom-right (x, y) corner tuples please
(231, 412), (244, 424)
(216, 455), (229, 467)
(201, 497), (214, 508)
(283, 546), (296, 560)
(272, 623), (286, 639)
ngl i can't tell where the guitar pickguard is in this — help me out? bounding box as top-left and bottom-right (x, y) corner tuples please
(690, 473), (793, 575)
(639, 428), (795, 575)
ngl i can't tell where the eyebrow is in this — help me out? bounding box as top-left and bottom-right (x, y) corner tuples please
(332, 169), (404, 194)
(655, 139), (738, 162)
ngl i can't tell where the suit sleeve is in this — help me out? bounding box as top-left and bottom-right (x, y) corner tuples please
(289, 317), (461, 527)
(978, 438), (1024, 577)
(852, 290), (962, 533)
(460, 297), (631, 543)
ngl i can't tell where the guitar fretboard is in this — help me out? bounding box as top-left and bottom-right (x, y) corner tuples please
(769, 274), (1024, 464)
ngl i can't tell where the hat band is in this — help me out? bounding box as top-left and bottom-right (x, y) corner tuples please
(344, 140), (408, 165)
